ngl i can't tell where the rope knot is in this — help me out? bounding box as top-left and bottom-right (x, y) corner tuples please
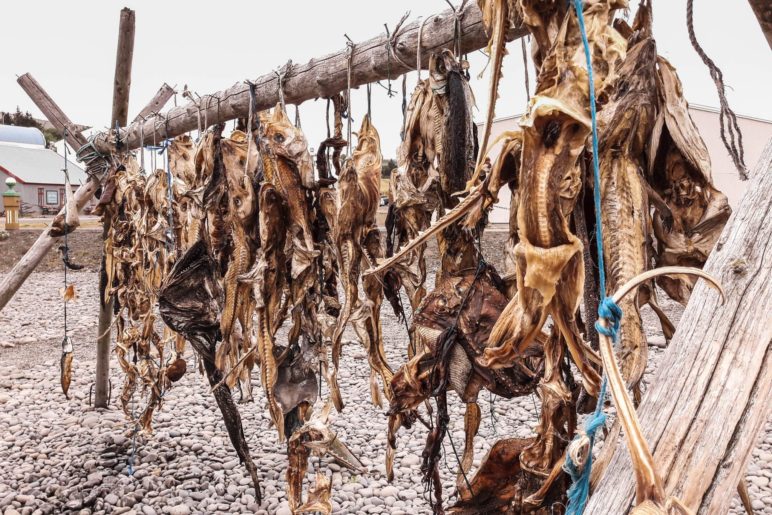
(595, 297), (623, 342)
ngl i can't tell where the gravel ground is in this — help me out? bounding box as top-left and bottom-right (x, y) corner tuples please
(0, 234), (769, 514)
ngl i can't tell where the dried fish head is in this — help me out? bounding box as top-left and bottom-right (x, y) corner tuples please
(221, 130), (259, 224)
(169, 134), (197, 186)
(260, 104), (314, 188)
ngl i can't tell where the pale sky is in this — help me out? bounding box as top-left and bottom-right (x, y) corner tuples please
(1, 1), (770, 160)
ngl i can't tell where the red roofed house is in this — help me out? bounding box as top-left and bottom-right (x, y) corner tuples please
(0, 124), (93, 216)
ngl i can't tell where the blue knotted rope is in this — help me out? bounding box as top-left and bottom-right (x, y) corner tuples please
(562, 0), (624, 513)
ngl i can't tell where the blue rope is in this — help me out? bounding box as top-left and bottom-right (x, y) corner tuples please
(562, 1), (624, 513)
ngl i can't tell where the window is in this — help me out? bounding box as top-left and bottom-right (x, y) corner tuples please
(59, 188), (65, 206)
(38, 187), (44, 206)
(46, 190), (59, 205)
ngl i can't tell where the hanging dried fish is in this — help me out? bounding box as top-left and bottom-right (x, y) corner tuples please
(648, 57), (731, 304)
(215, 130), (260, 398)
(286, 401), (364, 512)
(159, 240), (263, 504)
(331, 115), (392, 410)
(49, 169), (80, 237)
(60, 336), (74, 399)
(239, 182), (289, 440)
(596, 4), (660, 403)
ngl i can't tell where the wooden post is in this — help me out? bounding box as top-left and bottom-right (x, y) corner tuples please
(110, 7), (135, 128)
(748, 0), (772, 50)
(131, 83), (175, 124)
(94, 7), (136, 409)
(17, 73), (88, 149)
(586, 140), (772, 513)
(94, 222), (113, 409)
(0, 3), (528, 312)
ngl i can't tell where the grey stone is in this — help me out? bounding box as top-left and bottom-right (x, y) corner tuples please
(165, 505), (191, 515)
(81, 416), (99, 428)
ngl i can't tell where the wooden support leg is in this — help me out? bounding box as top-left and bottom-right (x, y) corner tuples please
(738, 477), (755, 515)
(94, 298), (113, 408)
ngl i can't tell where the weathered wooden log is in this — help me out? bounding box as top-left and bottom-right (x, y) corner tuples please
(748, 0), (772, 50)
(92, 2), (527, 154)
(111, 7), (135, 128)
(16, 73), (88, 150)
(586, 140), (772, 513)
(94, 7), (136, 409)
(131, 83), (175, 124)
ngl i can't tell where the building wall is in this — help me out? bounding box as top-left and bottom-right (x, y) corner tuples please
(481, 108), (772, 224)
(688, 108), (772, 206)
(0, 169), (82, 215)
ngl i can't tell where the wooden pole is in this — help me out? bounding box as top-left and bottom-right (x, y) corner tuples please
(94, 223), (113, 410)
(748, 0), (772, 50)
(94, 7), (136, 409)
(17, 73), (88, 150)
(110, 7), (135, 128)
(91, 2), (527, 154)
(131, 83), (175, 124)
(1, 4), (527, 313)
(586, 140), (772, 513)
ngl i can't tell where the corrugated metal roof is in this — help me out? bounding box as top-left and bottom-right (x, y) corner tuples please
(0, 124), (46, 146)
(0, 144), (87, 185)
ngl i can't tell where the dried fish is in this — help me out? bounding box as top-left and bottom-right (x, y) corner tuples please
(60, 336), (74, 399)
(331, 115), (392, 410)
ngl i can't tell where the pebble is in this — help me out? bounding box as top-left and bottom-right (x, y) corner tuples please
(165, 505), (190, 515)
(81, 416), (99, 429)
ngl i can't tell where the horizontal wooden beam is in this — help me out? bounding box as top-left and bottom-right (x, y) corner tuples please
(586, 140), (772, 513)
(92, 2), (526, 154)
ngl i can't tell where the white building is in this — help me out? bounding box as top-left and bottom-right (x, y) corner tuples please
(0, 125), (90, 216)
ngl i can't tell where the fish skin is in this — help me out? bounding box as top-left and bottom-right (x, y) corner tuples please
(597, 32), (658, 398)
(330, 115), (388, 410)
(60, 351), (73, 399)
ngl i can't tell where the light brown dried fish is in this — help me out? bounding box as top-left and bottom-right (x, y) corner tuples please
(60, 336), (74, 399)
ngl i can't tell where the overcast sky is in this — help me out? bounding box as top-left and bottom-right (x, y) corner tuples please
(1, 1), (769, 160)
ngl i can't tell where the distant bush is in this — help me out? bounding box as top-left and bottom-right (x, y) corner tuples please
(381, 158), (397, 178)
(0, 107), (63, 145)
